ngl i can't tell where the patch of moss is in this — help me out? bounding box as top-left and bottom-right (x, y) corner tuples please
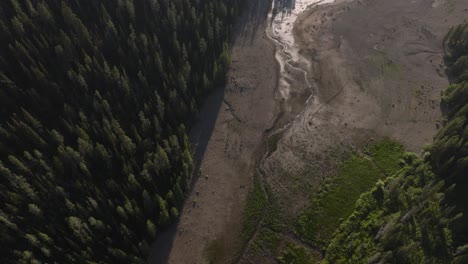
(296, 140), (404, 248)
(369, 52), (404, 79)
(277, 244), (315, 264)
(241, 175), (266, 242)
(253, 228), (281, 256)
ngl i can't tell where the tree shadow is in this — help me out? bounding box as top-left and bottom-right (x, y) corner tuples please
(148, 1), (274, 262)
(147, 85), (224, 263)
(230, 0), (297, 46)
(230, 0), (274, 46)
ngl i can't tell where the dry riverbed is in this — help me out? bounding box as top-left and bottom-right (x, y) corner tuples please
(150, 0), (281, 263)
(241, 0), (468, 263)
(264, 0), (468, 224)
(151, 0), (468, 263)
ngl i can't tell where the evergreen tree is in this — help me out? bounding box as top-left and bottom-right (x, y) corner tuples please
(0, 0), (242, 262)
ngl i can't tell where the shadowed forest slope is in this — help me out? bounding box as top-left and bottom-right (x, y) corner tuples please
(0, 0), (241, 263)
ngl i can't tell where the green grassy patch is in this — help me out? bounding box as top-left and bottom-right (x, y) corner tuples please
(241, 183), (284, 258)
(367, 140), (404, 175)
(369, 52), (405, 79)
(241, 175), (266, 242)
(324, 156), (456, 263)
(277, 244), (315, 264)
(296, 140), (404, 248)
(253, 227), (281, 256)
(263, 185), (285, 231)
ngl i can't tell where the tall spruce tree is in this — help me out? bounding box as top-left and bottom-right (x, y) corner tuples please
(0, 0), (242, 262)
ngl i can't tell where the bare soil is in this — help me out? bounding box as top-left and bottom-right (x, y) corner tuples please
(241, 0), (468, 262)
(265, 0), (468, 220)
(149, 0), (281, 263)
(151, 0), (468, 263)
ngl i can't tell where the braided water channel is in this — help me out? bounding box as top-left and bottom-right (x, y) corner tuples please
(235, 0), (336, 262)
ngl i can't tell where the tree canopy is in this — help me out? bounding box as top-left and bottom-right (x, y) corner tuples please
(0, 0), (241, 263)
(324, 24), (468, 264)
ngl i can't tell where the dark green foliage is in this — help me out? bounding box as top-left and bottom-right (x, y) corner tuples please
(277, 244), (314, 264)
(325, 156), (454, 264)
(254, 228), (281, 256)
(432, 23), (468, 247)
(241, 174), (266, 242)
(446, 24), (468, 82)
(0, 0), (241, 263)
(323, 24), (468, 264)
(296, 140), (404, 248)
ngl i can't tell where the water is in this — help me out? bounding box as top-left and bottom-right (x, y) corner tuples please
(266, 0), (335, 130)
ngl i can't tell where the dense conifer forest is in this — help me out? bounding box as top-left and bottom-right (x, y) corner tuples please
(0, 0), (240, 262)
(324, 24), (468, 264)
